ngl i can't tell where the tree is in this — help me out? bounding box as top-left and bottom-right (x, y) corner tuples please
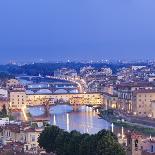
(66, 130), (82, 155)
(1, 104), (7, 117)
(96, 132), (125, 155)
(38, 125), (63, 153)
(79, 134), (96, 155)
(38, 126), (125, 155)
(55, 131), (71, 155)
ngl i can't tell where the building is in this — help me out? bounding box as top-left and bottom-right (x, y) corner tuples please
(100, 67), (112, 76)
(0, 88), (8, 98)
(2, 123), (42, 154)
(9, 87), (27, 109)
(116, 82), (155, 112)
(54, 68), (77, 78)
(6, 79), (20, 88)
(102, 92), (118, 109)
(131, 66), (146, 71)
(126, 132), (155, 155)
(132, 89), (155, 117)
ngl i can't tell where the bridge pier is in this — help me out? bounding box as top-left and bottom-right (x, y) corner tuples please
(72, 104), (81, 112)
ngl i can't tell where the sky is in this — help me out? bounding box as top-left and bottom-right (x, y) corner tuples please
(0, 0), (155, 63)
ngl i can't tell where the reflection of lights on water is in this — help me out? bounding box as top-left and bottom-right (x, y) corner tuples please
(67, 113), (70, 132)
(93, 110), (96, 116)
(29, 105), (110, 134)
(121, 126), (124, 140)
(111, 123), (114, 133)
(53, 114), (56, 125)
(86, 128), (89, 133)
(89, 107), (92, 112)
(22, 105), (28, 121)
(86, 106), (89, 112)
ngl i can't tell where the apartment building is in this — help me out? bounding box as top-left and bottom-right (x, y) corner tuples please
(9, 88), (27, 109)
(116, 82), (155, 112)
(133, 89), (155, 117)
(6, 79), (20, 88)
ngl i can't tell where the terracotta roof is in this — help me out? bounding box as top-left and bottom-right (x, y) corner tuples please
(116, 82), (154, 89)
(102, 92), (117, 97)
(4, 124), (20, 133)
(3, 142), (24, 150)
(24, 127), (35, 132)
(134, 89), (155, 94)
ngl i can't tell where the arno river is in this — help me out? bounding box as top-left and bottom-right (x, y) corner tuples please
(28, 105), (111, 134)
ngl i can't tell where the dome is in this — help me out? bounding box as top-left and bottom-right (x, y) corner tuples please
(54, 89), (67, 94)
(36, 89), (52, 94)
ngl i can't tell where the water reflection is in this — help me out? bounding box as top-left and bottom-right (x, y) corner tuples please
(28, 105), (111, 134)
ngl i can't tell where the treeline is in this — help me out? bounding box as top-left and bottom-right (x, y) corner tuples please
(38, 125), (125, 155)
(0, 72), (15, 81)
(0, 62), (149, 76)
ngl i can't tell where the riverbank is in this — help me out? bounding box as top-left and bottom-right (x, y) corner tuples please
(99, 109), (155, 136)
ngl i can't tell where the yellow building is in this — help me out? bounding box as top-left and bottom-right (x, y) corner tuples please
(133, 89), (155, 117)
(102, 92), (118, 109)
(6, 79), (20, 88)
(9, 88), (27, 109)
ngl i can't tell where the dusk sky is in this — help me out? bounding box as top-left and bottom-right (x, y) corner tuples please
(0, 0), (155, 63)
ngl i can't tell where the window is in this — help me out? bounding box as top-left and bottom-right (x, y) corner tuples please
(31, 135), (35, 142)
(151, 145), (153, 152)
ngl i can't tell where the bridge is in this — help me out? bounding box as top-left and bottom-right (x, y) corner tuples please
(17, 75), (87, 93)
(26, 85), (78, 94)
(47, 76), (87, 93)
(26, 93), (102, 113)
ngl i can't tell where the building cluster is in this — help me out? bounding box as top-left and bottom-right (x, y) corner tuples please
(0, 119), (45, 154)
(125, 131), (155, 155)
(3, 64), (155, 118)
(1, 64), (155, 154)
(115, 66), (155, 118)
(79, 65), (155, 119)
(54, 68), (77, 79)
(80, 66), (114, 93)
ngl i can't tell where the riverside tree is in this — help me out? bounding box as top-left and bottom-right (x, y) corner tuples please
(38, 125), (125, 155)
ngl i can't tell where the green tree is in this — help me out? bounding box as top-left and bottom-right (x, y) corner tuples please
(1, 104), (7, 117)
(38, 125), (63, 153)
(79, 134), (96, 155)
(96, 132), (125, 155)
(38, 126), (125, 155)
(66, 130), (82, 155)
(55, 131), (71, 155)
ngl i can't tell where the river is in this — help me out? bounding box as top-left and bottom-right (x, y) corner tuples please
(28, 105), (111, 134)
